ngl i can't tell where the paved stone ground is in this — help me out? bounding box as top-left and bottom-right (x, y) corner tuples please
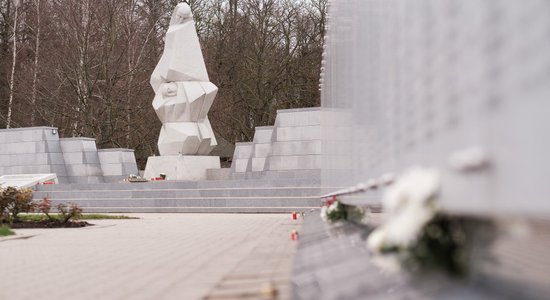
(0, 214), (302, 300)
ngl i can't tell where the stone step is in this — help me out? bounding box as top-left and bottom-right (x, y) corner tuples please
(33, 187), (324, 199)
(35, 177), (321, 191)
(274, 107), (321, 127)
(252, 126), (274, 144)
(45, 197), (321, 209)
(271, 140), (321, 156)
(231, 169), (321, 180)
(77, 207), (316, 213)
(46, 197), (319, 205)
(273, 125), (321, 142)
(267, 155), (321, 170)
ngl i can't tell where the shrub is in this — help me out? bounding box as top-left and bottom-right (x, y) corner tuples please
(57, 203), (83, 224)
(0, 225), (15, 237)
(12, 188), (35, 221)
(0, 187), (34, 224)
(1, 188), (84, 225)
(36, 197), (54, 221)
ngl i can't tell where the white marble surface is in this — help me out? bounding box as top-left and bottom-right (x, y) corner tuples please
(144, 155), (221, 180)
(149, 3), (218, 158)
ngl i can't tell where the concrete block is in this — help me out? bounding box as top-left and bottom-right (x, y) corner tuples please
(144, 155), (221, 180)
(87, 164), (103, 176)
(82, 151), (99, 164)
(121, 151), (137, 163)
(275, 108), (322, 127)
(271, 140), (322, 156)
(253, 143), (271, 158)
(252, 126), (274, 143)
(0, 155), (9, 165)
(70, 176), (103, 184)
(268, 155), (321, 171)
(65, 164), (103, 177)
(65, 164), (87, 177)
(2, 142), (37, 154)
(103, 175), (126, 183)
(275, 126), (321, 141)
(8, 153), (45, 165)
(98, 149), (136, 164)
(0, 166), (11, 174)
(59, 138), (96, 153)
(97, 151), (121, 164)
(82, 140), (97, 151)
(233, 142), (253, 159)
(34, 142), (47, 153)
(122, 162), (139, 174)
(50, 164), (68, 176)
(42, 127), (61, 140)
(63, 152), (85, 164)
(19, 164), (51, 174)
(253, 157), (268, 172)
(232, 159), (249, 173)
(206, 168), (231, 180)
(45, 141), (62, 153)
(100, 164), (123, 176)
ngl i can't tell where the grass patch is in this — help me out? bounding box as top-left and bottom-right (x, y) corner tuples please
(17, 214), (137, 222)
(0, 225), (15, 237)
(80, 214), (138, 220)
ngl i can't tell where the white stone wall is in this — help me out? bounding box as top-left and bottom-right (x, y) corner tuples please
(0, 127), (140, 184)
(321, 0), (550, 217)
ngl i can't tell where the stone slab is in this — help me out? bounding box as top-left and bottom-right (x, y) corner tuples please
(232, 142), (253, 159)
(275, 126), (321, 142)
(252, 126), (274, 144)
(0, 214), (297, 299)
(0, 173), (58, 188)
(206, 168), (231, 180)
(275, 109), (321, 127)
(268, 155), (321, 171)
(144, 155), (220, 180)
(232, 159), (249, 173)
(271, 140), (321, 156)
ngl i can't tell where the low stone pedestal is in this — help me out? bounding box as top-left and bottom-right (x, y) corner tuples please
(144, 155), (220, 181)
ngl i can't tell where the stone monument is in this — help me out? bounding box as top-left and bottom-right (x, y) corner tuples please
(144, 3), (221, 180)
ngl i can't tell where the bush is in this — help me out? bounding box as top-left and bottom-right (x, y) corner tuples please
(33, 197), (83, 224)
(57, 203), (83, 224)
(0, 187), (34, 224)
(0, 225), (15, 237)
(0, 189), (83, 225)
(36, 197), (53, 220)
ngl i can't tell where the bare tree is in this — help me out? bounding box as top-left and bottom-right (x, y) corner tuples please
(6, 0), (19, 128)
(0, 0), (326, 168)
(30, 0), (40, 125)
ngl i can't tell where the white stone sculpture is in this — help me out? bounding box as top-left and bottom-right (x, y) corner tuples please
(144, 3), (220, 180)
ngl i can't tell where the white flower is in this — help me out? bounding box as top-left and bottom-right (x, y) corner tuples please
(367, 166), (440, 251)
(366, 228), (386, 253)
(320, 206), (328, 222)
(326, 201), (339, 214)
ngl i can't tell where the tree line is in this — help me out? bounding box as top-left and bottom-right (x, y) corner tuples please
(0, 0), (326, 167)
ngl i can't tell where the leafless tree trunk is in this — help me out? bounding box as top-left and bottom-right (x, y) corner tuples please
(30, 0), (41, 126)
(6, 0), (18, 129)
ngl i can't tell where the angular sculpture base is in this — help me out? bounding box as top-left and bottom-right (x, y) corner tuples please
(144, 155), (220, 181)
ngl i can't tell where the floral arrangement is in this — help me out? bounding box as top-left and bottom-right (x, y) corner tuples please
(320, 196), (365, 223)
(320, 196), (346, 223)
(366, 167), (487, 277)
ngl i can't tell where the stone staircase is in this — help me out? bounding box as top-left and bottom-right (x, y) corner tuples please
(30, 107), (327, 213)
(32, 177), (326, 213)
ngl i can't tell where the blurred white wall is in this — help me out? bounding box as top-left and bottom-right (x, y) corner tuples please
(321, 0), (550, 217)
